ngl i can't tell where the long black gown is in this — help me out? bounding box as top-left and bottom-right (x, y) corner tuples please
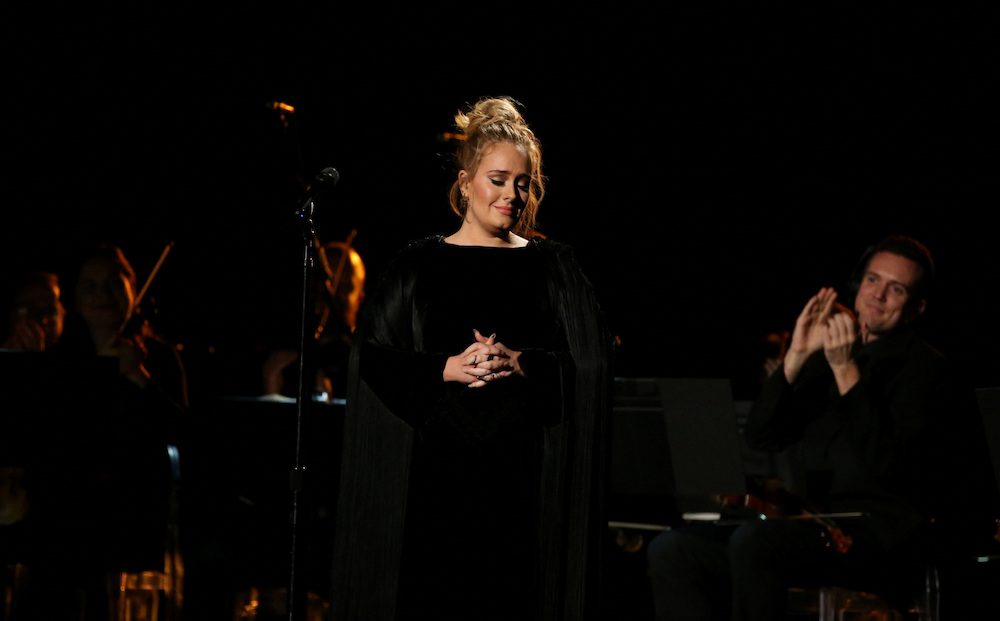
(332, 235), (612, 621)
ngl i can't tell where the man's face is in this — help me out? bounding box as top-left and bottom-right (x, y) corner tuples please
(15, 281), (66, 347)
(854, 251), (925, 342)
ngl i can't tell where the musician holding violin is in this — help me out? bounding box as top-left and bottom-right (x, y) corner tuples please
(259, 233), (366, 403)
(13, 242), (188, 619)
(646, 235), (999, 620)
(60, 241), (188, 409)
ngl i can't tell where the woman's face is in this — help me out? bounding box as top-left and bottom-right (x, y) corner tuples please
(76, 258), (135, 332)
(459, 142), (531, 237)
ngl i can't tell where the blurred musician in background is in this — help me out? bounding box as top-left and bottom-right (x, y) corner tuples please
(10, 242), (187, 620)
(2, 271), (66, 352)
(1, 271), (68, 617)
(260, 235), (366, 403)
(59, 242), (188, 409)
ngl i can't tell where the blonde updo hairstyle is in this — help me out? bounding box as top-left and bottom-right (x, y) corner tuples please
(448, 96), (545, 237)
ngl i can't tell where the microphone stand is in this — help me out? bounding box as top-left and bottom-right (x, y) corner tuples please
(287, 194), (319, 621)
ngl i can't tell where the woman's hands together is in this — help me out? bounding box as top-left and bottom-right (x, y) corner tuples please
(443, 329), (524, 388)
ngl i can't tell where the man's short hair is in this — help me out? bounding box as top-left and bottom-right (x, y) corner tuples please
(864, 234), (935, 304)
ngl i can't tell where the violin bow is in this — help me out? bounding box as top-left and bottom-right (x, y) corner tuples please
(117, 240), (175, 337)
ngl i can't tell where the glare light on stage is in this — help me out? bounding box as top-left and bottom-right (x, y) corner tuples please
(267, 101), (296, 113)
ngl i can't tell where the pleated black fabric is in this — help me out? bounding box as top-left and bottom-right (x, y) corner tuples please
(331, 235), (612, 621)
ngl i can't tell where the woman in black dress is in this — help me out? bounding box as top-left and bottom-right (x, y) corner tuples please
(332, 96), (613, 621)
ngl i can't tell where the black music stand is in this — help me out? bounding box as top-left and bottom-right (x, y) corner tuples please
(609, 377), (748, 530)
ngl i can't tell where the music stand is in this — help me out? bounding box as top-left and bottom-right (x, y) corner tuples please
(609, 377), (748, 530)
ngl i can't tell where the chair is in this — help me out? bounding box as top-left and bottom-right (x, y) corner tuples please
(106, 547), (184, 621)
(787, 563), (938, 621)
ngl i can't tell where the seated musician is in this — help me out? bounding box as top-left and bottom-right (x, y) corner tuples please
(260, 237), (366, 403)
(646, 235), (999, 620)
(14, 243), (186, 619)
(2, 271), (66, 352)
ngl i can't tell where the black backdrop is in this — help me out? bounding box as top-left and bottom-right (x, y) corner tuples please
(3, 7), (999, 399)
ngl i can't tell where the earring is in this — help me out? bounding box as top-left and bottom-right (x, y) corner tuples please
(460, 194), (469, 212)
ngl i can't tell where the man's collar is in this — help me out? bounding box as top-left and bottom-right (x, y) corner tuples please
(860, 324), (917, 358)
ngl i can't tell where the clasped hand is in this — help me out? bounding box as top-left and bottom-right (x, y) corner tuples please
(443, 328), (523, 388)
(783, 287), (858, 384)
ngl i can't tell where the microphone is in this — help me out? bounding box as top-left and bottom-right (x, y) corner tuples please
(308, 167), (340, 190)
(300, 167), (340, 206)
(296, 167), (340, 238)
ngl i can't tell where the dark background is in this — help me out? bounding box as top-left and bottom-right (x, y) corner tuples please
(3, 7), (1000, 619)
(3, 7), (999, 399)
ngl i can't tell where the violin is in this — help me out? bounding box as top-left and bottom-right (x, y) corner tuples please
(718, 475), (791, 519)
(803, 509), (854, 554)
(719, 492), (785, 520)
(719, 477), (856, 555)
